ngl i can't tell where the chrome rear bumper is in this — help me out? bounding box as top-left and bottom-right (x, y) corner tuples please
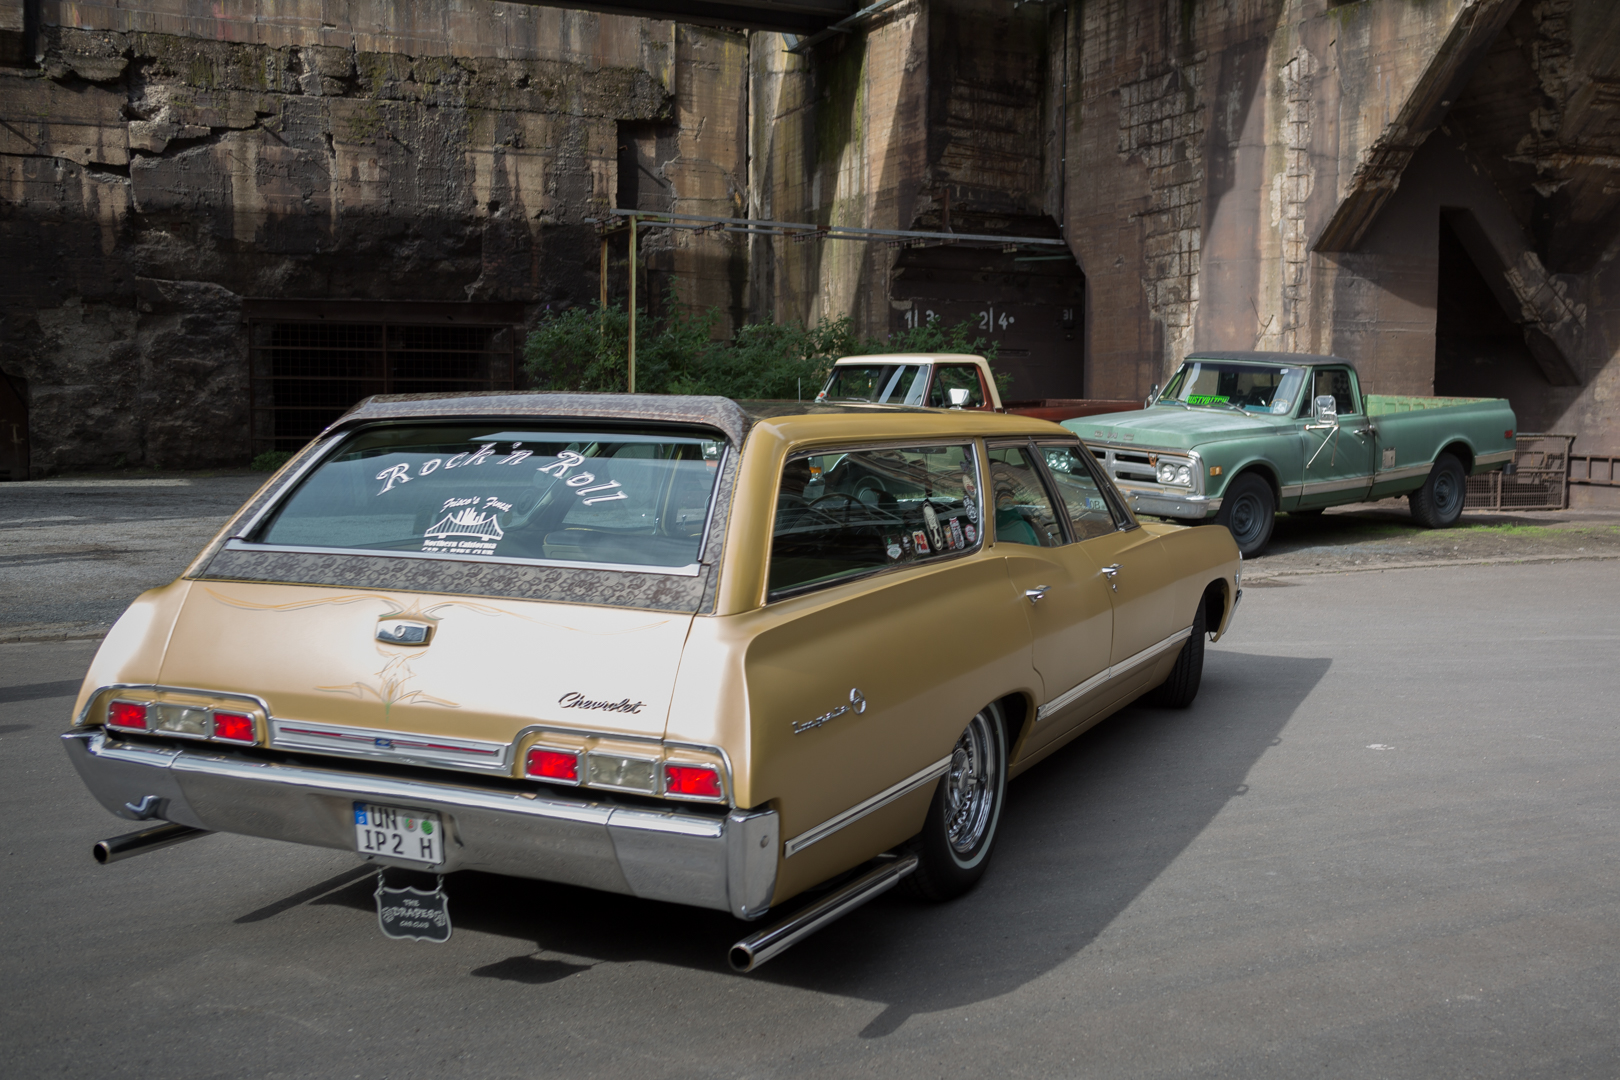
(61, 730), (778, 919)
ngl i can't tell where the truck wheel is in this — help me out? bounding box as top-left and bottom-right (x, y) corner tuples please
(1215, 473), (1275, 557)
(1145, 598), (1206, 709)
(907, 702), (1007, 901)
(1408, 453), (1467, 528)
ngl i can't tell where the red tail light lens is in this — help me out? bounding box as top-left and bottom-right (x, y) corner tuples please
(107, 702), (148, 730)
(212, 712), (255, 743)
(664, 763), (723, 799)
(526, 748), (579, 783)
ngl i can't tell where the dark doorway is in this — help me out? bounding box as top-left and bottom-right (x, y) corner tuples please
(0, 371), (27, 481)
(246, 302), (520, 457)
(1433, 214), (1551, 429)
(888, 221), (1085, 400)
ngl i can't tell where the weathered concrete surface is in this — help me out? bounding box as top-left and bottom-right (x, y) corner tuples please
(1, 2), (680, 474)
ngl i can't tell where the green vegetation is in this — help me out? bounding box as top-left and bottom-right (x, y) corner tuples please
(522, 293), (1007, 400)
(251, 449), (294, 472)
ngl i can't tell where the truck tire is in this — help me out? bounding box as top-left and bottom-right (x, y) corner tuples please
(1408, 453), (1467, 528)
(1216, 473), (1275, 557)
(1145, 600), (1206, 709)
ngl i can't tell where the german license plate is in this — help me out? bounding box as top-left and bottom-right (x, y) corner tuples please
(354, 802), (443, 867)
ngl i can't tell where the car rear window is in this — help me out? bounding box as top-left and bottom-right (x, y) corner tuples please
(768, 443), (982, 600)
(255, 424), (724, 570)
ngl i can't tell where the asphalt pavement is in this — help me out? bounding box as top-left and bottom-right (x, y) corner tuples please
(2, 561), (1616, 1078)
(0, 474), (268, 640)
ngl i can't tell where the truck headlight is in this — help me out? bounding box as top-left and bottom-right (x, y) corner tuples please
(1157, 460), (1192, 486)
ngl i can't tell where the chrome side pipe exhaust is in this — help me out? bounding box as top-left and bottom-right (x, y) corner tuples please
(729, 852), (918, 972)
(93, 822), (211, 864)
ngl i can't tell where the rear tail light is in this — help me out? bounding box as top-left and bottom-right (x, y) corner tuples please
(526, 747), (580, 783)
(212, 712), (256, 743)
(663, 763), (723, 800)
(107, 701), (148, 731)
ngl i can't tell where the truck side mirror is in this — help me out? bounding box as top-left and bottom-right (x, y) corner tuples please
(947, 387), (970, 408)
(1313, 395), (1338, 424)
(1146, 383), (1160, 408)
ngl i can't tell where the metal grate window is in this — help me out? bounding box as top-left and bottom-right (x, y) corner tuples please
(249, 320), (516, 455)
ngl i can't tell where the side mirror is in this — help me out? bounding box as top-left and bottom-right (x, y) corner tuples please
(1145, 382), (1160, 408)
(947, 387), (970, 408)
(1313, 394), (1338, 424)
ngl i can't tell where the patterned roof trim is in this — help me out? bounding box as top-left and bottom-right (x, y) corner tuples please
(197, 549), (712, 613)
(330, 392), (754, 446)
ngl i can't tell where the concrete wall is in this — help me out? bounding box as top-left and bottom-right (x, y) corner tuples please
(1, 1), (678, 473)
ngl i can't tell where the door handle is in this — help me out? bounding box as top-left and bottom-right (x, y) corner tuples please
(1099, 564), (1120, 592)
(1024, 586), (1050, 605)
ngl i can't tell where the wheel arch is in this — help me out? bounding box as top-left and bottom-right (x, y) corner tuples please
(997, 691), (1034, 763)
(1438, 439), (1475, 474)
(1202, 578), (1232, 641)
(1223, 460), (1281, 504)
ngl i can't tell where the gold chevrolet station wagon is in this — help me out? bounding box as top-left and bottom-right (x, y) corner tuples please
(63, 393), (1241, 968)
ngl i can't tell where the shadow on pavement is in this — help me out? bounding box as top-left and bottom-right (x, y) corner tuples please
(283, 649), (1327, 1032)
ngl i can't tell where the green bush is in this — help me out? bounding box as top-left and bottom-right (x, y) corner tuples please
(250, 449), (294, 472)
(522, 294), (1006, 400)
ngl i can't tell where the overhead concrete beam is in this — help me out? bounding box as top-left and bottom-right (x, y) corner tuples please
(502, 0), (852, 34)
(1314, 0), (1521, 253)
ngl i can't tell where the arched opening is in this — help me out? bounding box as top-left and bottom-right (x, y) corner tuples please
(1433, 213), (1555, 430)
(888, 216), (1084, 401)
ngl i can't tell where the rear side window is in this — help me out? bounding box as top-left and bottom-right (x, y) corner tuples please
(256, 424), (723, 570)
(984, 445), (1064, 547)
(768, 444), (982, 600)
(929, 365), (987, 408)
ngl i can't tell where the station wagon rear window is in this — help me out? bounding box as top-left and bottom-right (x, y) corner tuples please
(255, 424), (724, 570)
(769, 443), (982, 600)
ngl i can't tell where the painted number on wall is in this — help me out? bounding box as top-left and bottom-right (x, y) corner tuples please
(977, 306), (1015, 334)
(902, 308), (939, 329)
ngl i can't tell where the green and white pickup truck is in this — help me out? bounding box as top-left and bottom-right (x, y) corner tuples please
(1064, 351), (1518, 557)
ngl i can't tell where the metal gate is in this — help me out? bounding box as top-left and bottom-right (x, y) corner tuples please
(1464, 433), (1573, 511)
(248, 315), (517, 457)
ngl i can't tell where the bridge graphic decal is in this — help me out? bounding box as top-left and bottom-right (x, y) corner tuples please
(424, 507), (505, 542)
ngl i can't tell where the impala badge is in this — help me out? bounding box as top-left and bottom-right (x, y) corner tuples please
(376, 620), (432, 646)
(794, 688), (867, 734)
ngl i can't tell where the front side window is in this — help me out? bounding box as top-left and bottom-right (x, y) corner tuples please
(929, 365), (987, 408)
(1040, 443), (1129, 540)
(256, 424), (723, 569)
(985, 445), (1063, 547)
(817, 364), (928, 405)
(1160, 360), (1305, 415)
(1303, 367), (1358, 416)
(768, 444), (982, 600)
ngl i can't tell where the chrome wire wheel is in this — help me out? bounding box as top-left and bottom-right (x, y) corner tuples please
(907, 702), (1008, 901)
(944, 711), (999, 855)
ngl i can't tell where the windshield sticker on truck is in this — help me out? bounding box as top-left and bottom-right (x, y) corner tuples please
(911, 530), (931, 555)
(1186, 394), (1230, 406)
(949, 518), (965, 549)
(964, 522), (977, 544)
(885, 538), (903, 561)
(422, 496), (513, 555)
